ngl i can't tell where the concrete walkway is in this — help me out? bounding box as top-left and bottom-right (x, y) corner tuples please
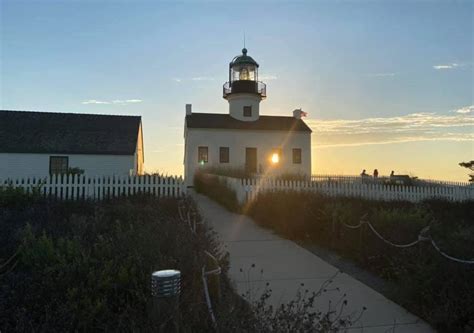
(192, 192), (435, 332)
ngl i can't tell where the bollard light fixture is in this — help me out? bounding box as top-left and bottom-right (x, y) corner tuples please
(151, 269), (181, 298)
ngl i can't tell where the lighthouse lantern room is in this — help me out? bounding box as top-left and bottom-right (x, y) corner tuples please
(223, 48), (266, 121)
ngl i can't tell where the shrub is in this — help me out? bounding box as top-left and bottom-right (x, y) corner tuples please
(194, 172), (240, 212)
(0, 194), (239, 331)
(199, 166), (309, 181)
(246, 191), (474, 332)
(199, 165), (251, 179)
(0, 191), (367, 332)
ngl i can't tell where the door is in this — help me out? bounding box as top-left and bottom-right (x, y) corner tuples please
(245, 148), (257, 174)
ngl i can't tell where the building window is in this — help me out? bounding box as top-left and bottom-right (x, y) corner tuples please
(49, 156), (69, 174)
(198, 146), (208, 164)
(219, 147), (229, 163)
(292, 148), (302, 164)
(243, 106), (252, 117)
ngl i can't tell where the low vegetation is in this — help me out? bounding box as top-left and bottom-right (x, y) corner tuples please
(197, 166), (309, 181)
(194, 172), (240, 212)
(0, 188), (238, 331)
(193, 174), (474, 332)
(247, 191), (474, 332)
(0, 187), (359, 332)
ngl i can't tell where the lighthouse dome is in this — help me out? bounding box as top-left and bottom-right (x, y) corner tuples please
(231, 48), (259, 68)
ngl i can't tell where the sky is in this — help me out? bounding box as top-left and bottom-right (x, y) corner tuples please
(1, 0), (473, 181)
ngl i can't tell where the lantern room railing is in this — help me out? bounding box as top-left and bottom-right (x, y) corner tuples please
(223, 81), (266, 99)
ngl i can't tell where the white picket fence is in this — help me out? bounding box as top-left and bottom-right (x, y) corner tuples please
(310, 174), (470, 187)
(0, 175), (187, 200)
(212, 175), (474, 204)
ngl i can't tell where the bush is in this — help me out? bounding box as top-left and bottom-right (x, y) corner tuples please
(198, 166), (309, 181)
(0, 191), (368, 332)
(199, 166), (251, 179)
(246, 191), (474, 332)
(194, 172), (240, 212)
(0, 194), (244, 331)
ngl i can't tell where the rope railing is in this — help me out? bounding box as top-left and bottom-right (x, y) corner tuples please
(429, 239), (474, 264)
(341, 218), (474, 264)
(178, 199), (221, 328)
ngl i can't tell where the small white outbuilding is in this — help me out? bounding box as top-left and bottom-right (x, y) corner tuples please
(0, 110), (144, 178)
(184, 48), (312, 185)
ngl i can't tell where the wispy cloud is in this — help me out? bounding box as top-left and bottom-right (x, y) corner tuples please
(454, 105), (473, 114)
(191, 76), (215, 81)
(172, 76), (215, 83)
(306, 111), (474, 148)
(259, 74), (278, 81)
(366, 73), (396, 77)
(81, 100), (110, 105)
(82, 99), (142, 105)
(433, 63), (459, 70)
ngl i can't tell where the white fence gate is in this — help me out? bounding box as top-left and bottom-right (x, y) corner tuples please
(213, 175), (474, 204)
(0, 175), (187, 200)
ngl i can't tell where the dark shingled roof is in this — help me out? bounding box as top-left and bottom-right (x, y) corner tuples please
(185, 113), (312, 132)
(0, 110), (141, 155)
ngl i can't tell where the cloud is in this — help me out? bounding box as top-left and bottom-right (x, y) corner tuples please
(306, 111), (474, 148)
(433, 63), (459, 70)
(191, 77), (215, 81)
(82, 99), (142, 105)
(172, 77), (215, 83)
(454, 105), (473, 114)
(82, 99), (110, 105)
(259, 74), (278, 81)
(366, 73), (396, 77)
(111, 99), (142, 104)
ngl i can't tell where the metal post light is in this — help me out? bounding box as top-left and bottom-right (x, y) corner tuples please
(150, 269), (181, 332)
(151, 269), (181, 298)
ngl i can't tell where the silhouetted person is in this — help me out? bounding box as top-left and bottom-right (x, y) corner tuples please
(360, 169), (367, 176)
(373, 169), (379, 178)
(390, 170), (395, 177)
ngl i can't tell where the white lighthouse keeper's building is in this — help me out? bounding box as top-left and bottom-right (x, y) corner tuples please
(184, 48), (312, 185)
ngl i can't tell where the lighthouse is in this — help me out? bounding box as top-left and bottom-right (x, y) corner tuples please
(183, 48), (312, 185)
(223, 48), (266, 121)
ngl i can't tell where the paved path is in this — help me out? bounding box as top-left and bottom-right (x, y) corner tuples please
(192, 192), (435, 332)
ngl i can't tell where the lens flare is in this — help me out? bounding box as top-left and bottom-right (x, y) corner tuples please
(271, 153), (279, 164)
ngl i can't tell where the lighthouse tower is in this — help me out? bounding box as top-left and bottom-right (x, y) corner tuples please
(223, 48), (266, 121)
(183, 47), (312, 185)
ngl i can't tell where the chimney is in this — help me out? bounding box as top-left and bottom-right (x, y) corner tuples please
(293, 108), (302, 119)
(186, 104), (192, 116)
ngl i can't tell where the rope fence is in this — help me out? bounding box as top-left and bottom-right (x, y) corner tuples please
(178, 200), (221, 329)
(341, 218), (474, 265)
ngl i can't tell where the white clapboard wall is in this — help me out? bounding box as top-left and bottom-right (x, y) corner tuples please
(0, 175), (187, 200)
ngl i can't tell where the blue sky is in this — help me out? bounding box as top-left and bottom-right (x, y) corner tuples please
(1, 1), (472, 180)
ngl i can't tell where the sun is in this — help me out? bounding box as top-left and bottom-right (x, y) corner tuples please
(271, 153), (279, 164)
